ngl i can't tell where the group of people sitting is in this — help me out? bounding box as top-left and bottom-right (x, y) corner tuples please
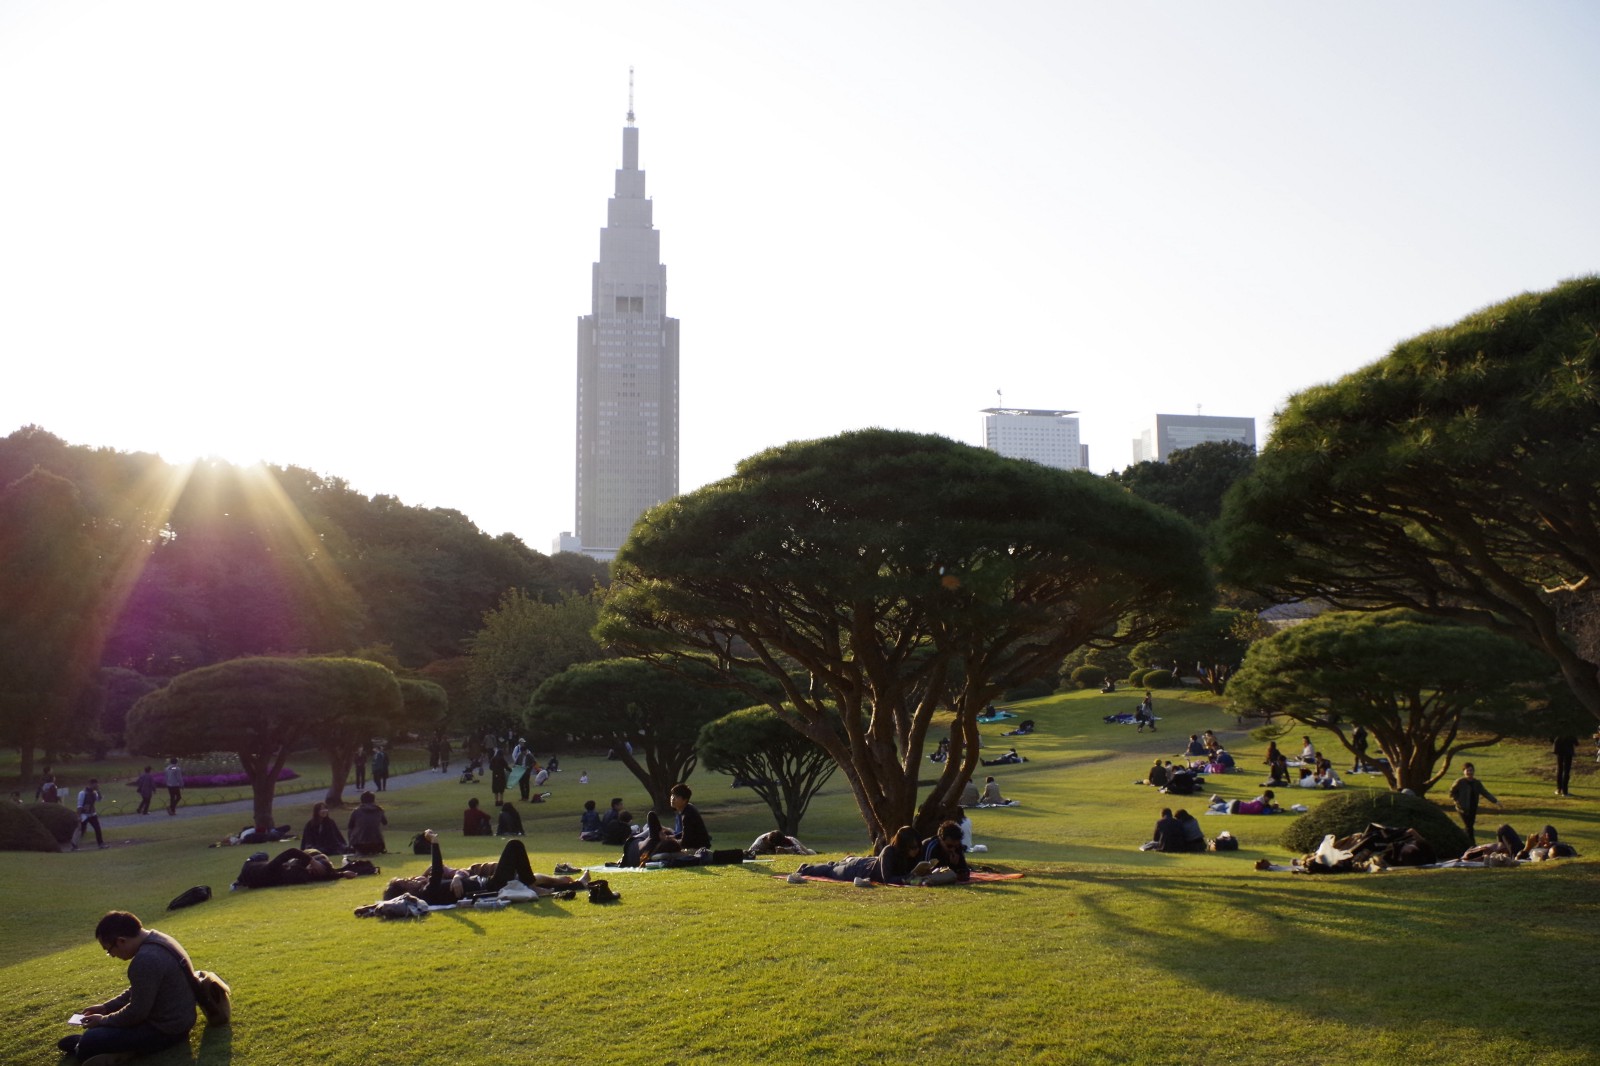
(1254, 741), (1343, 789)
(1145, 760), (1206, 795)
(790, 819), (972, 886)
(598, 783), (712, 867)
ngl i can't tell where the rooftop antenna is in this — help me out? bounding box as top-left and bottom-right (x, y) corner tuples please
(626, 67), (635, 126)
(997, 388), (1003, 409)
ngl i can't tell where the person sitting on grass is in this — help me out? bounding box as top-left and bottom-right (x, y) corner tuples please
(496, 800), (524, 836)
(1300, 736), (1317, 762)
(1174, 809), (1206, 852)
(384, 829), (588, 905)
(1211, 747), (1236, 772)
(791, 826), (922, 884)
(599, 810), (634, 847)
(463, 797), (493, 836)
(658, 782), (711, 853)
(1146, 807), (1185, 852)
(301, 803), (349, 853)
(347, 791), (388, 855)
(58, 911), (197, 1063)
(1185, 734), (1208, 757)
(960, 778), (981, 806)
(579, 799), (602, 841)
(235, 846), (357, 889)
(910, 820), (972, 885)
(1147, 760), (1170, 788)
(979, 776), (1014, 806)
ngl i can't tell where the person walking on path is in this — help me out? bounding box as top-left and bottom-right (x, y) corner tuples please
(1553, 735), (1577, 797)
(354, 743), (368, 790)
(1448, 762), (1500, 840)
(163, 757), (185, 816)
(71, 779), (106, 850)
(133, 766), (157, 815)
(371, 747), (390, 792)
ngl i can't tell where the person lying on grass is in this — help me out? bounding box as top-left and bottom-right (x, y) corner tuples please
(792, 827), (921, 884)
(747, 830), (818, 856)
(1207, 790), (1280, 815)
(910, 821), (972, 885)
(1518, 825), (1580, 861)
(235, 847), (358, 889)
(384, 829), (588, 905)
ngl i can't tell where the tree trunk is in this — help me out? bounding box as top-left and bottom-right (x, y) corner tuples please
(324, 751), (353, 807)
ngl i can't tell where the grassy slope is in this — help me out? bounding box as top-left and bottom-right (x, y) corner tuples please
(5, 689), (1598, 1066)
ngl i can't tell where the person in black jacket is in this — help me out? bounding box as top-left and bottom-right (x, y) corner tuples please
(660, 783), (710, 851)
(301, 802), (349, 853)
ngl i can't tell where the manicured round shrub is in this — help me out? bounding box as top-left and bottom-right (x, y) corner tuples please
(25, 802), (77, 844)
(1127, 669), (1150, 687)
(1069, 665), (1107, 689)
(1279, 789), (1471, 858)
(1003, 677), (1056, 702)
(2, 803), (66, 852)
(1142, 669), (1174, 689)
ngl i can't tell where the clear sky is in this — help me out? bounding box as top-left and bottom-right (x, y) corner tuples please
(3, 1), (1596, 550)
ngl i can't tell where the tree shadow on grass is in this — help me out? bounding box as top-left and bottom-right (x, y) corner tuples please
(1065, 863), (1600, 1059)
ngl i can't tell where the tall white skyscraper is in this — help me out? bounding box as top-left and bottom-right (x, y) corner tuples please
(981, 408), (1087, 471)
(1131, 413), (1256, 463)
(573, 95), (679, 560)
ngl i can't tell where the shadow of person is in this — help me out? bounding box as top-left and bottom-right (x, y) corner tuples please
(195, 1023), (233, 1065)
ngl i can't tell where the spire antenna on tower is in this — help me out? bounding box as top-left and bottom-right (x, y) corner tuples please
(626, 67), (635, 126)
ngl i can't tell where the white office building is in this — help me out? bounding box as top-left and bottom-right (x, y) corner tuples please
(1131, 414), (1256, 463)
(981, 408), (1087, 471)
(573, 103), (680, 561)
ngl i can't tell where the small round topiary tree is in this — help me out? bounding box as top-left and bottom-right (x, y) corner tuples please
(1127, 669), (1150, 687)
(1069, 665), (1107, 690)
(1279, 789), (1471, 858)
(2, 803), (67, 852)
(25, 802), (76, 844)
(1142, 669), (1174, 689)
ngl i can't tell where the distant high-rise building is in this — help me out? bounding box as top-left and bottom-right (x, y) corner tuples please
(573, 96), (679, 561)
(981, 408), (1087, 471)
(1131, 413), (1256, 464)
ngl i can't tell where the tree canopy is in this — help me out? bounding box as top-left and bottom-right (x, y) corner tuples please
(1227, 610), (1557, 793)
(599, 429), (1211, 842)
(1130, 607), (1271, 694)
(528, 658), (759, 812)
(126, 656), (401, 824)
(696, 704), (840, 835)
(0, 467), (105, 778)
(1213, 276), (1600, 722)
(1107, 439), (1257, 526)
(468, 590), (606, 743)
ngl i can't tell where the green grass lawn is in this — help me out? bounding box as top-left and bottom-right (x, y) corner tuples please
(6, 689), (1599, 1065)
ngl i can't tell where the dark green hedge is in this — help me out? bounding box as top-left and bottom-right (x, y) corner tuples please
(1279, 789), (1471, 858)
(1, 803), (66, 852)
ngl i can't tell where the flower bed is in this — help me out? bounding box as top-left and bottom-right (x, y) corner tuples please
(124, 769), (300, 789)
